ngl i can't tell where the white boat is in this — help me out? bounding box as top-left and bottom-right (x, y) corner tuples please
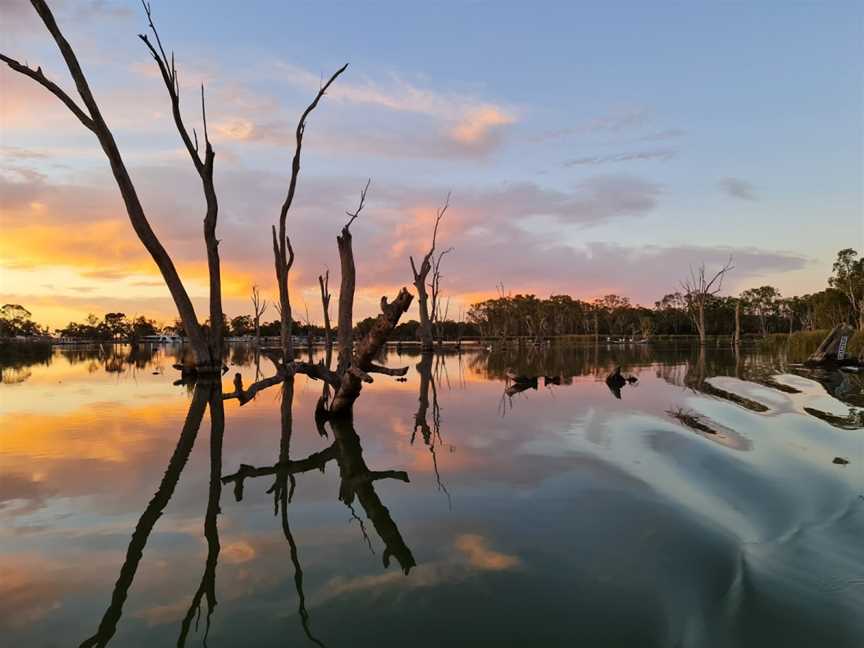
(139, 334), (182, 344)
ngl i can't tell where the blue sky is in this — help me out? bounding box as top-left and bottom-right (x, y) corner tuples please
(1, 0), (862, 326)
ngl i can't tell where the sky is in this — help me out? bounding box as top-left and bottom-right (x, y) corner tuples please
(1, 0), (862, 329)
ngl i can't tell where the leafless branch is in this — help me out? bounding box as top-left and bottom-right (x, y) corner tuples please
(344, 178), (371, 230)
(0, 53), (95, 131)
(138, 0), (223, 358)
(410, 192), (452, 350)
(5, 0), (214, 366)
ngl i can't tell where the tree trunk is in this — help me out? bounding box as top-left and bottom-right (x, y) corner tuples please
(330, 289), (413, 415)
(10, 1), (212, 366)
(337, 228), (356, 372)
(410, 197), (448, 352)
(412, 266), (433, 352)
(734, 301), (741, 345)
(272, 228), (294, 364)
(319, 272), (332, 366)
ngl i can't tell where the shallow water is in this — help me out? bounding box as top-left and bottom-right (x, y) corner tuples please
(1, 342), (863, 647)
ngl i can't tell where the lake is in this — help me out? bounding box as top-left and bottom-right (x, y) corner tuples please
(1, 342), (862, 647)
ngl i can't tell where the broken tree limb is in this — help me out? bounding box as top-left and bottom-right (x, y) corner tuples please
(347, 366), (374, 383)
(329, 288), (414, 416)
(367, 363), (409, 377)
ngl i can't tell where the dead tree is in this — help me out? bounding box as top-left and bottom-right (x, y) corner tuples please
(272, 63), (348, 363)
(337, 180), (370, 371)
(226, 181), (412, 419)
(1, 1), (223, 369)
(430, 246), (454, 345)
(681, 258), (734, 345)
(410, 194), (450, 352)
(317, 269), (334, 416)
(251, 285), (267, 347)
(318, 270), (333, 364)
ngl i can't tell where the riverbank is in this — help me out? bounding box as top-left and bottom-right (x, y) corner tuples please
(758, 330), (863, 359)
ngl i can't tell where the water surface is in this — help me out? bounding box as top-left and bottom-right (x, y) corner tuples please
(1, 342), (862, 647)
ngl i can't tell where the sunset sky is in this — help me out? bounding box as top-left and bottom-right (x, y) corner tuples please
(1, 0), (861, 329)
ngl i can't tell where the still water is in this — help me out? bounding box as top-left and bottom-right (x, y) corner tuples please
(1, 342), (862, 647)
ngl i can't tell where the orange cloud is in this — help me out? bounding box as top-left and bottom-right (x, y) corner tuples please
(454, 534), (520, 571)
(449, 106), (515, 146)
(221, 540), (256, 564)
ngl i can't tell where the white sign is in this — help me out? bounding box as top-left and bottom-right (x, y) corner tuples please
(837, 335), (848, 360)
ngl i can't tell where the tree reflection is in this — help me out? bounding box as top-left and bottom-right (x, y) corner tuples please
(177, 385), (225, 646)
(222, 384), (416, 645)
(79, 380), (214, 648)
(412, 353), (452, 507)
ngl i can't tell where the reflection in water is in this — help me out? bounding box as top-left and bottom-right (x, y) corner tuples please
(222, 373), (416, 645)
(78, 381), (212, 648)
(223, 413), (416, 574)
(177, 385), (224, 646)
(271, 376), (323, 647)
(412, 353), (452, 507)
(2, 342), (863, 647)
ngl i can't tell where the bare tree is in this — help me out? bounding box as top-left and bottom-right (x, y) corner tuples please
(272, 63), (348, 363)
(2, 0), (223, 369)
(227, 181), (411, 418)
(251, 285), (267, 347)
(681, 258), (734, 345)
(318, 270), (332, 365)
(337, 180), (370, 371)
(430, 246), (454, 345)
(410, 194), (450, 352)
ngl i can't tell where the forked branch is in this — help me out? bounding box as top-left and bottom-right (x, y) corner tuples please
(273, 63), (347, 361)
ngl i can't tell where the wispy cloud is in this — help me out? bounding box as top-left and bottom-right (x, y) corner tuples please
(719, 177), (758, 201)
(564, 149), (676, 166)
(637, 128), (687, 142)
(213, 63), (517, 158)
(0, 157), (807, 327)
(536, 107), (649, 142)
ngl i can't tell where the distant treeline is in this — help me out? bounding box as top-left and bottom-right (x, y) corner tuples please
(2, 249), (861, 341)
(467, 248), (863, 339)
